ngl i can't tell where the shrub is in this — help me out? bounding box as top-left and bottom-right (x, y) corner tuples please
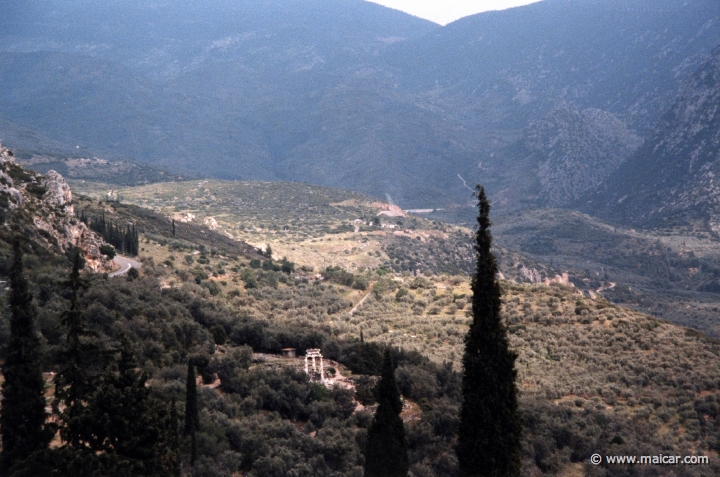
(211, 325), (228, 345)
(353, 276), (369, 290)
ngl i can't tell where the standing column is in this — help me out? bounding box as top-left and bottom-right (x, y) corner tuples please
(320, 357), (324, 382)
(305, 356), (308, 374)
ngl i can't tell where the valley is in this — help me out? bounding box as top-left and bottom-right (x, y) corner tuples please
(2, 0), (720, 475)
(0, 145), (718, 474)
(62, 179), (720, 476)
(69, 178), (720, 340)
(23, 169), (720, 475)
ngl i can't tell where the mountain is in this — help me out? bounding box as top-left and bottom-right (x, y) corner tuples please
(477, 106), (643, 210)
(390, 0), (720, 132)
(0, 0), (437, 79)
(581, 45), (720, 227)
(1, 0), (720, 210)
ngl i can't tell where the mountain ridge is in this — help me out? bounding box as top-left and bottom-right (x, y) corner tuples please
(2, 0), (720, 209)
(581, 45), (720, 226)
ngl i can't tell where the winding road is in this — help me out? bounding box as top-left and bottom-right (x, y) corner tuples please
(109, 255), (142, 277)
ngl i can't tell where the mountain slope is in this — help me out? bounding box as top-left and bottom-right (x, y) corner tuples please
(481, 106), (643, 210)
(582, 45), (720, 227)
(390, 0), (720, 132)
(1, 1), (720, 210)
(0, 0), (438, 80)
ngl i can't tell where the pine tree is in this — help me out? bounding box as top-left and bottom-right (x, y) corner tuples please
(364, 348), (408, 477)
(0, 238), (51, 472)
(457, 186), (522, 477)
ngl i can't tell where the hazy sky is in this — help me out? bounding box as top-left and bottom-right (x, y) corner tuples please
(368, 0), (543, 25)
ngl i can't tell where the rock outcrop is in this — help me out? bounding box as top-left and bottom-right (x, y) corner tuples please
(42, 169), (74, 215)
(524, 106), (642, 207)
(583, 46), (720, 225)
(0, 147), (26, 209)
(0, 144), (110, 271)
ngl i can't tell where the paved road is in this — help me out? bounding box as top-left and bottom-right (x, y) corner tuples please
(109, 255), (142, 277)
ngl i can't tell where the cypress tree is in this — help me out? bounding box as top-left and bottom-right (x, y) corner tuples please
(53, 250), (97, 449)
(0, 238), (51, 471)
(190, 432), (197, 467)
(132, 224), (139, 256)
(184, 359), (200, 436)
(170, 398), (182, 476)
(85, 334), (175, 476)
(364, 348), (408, 477)
(457, 186), (522, 477)
(184, 358), (199, 465)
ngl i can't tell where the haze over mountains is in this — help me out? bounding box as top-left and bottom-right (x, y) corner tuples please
(1, 0), (720, 216)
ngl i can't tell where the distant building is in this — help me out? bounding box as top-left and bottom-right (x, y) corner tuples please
(282, 348), (296, 359)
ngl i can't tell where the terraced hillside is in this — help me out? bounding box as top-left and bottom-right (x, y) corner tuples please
(60, 227), (720, 476)
(71, 179), (720, 339)
(1, 158), (719, 475)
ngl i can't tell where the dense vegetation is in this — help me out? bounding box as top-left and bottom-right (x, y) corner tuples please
(0, 239), (51, 473)
(1, 157), (720, 475)
(1, 220), (719, 475)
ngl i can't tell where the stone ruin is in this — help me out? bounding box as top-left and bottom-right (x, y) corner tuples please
(304, 348), (325, 383)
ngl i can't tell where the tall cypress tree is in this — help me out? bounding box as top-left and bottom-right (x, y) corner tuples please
(184, 358), (199, 465)
(170, 398), (182, 476)
(457, 186), (521, 477)
(0, 238), (51, 471)
(184, 359), (200, 436)
(364, 348), (408, 477)
(53, 250), (97, 449)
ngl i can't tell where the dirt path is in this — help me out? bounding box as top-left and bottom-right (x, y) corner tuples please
(322, 360), (355, 390)
(349, 288), (373, 315)
(597, 282), (616, 294)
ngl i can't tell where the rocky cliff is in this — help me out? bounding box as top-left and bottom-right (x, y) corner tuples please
(582, 46), (720, 227)
(523, 106), (642, 207)
(0, 145), (109, 271)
